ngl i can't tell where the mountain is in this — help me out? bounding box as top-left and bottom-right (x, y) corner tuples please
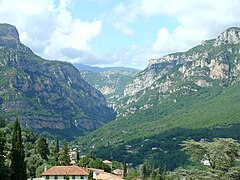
(0, 23), (115, 138)
(114, 27), (240, 116)
(74, 63), (139, 73)
(80, 71), (134, 99)
(78, 65), (139, 107)
(76, 27), (240, 169)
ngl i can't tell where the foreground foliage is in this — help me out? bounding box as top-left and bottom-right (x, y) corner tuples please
(170, 138), (240, 179)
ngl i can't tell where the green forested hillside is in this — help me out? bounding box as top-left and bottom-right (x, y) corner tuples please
(75, 27), (240, 170)
(75, 81), (240, 169)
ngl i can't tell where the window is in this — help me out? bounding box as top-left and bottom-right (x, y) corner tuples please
(46, 176), (49, 180)
(54, 175), (58, 179)
(72, 175), (75, 179)
(80, 175), (84, 179)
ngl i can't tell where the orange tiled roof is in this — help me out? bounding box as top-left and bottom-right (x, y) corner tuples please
(41, 166), (89, 176)
(95, 172), (123, 180)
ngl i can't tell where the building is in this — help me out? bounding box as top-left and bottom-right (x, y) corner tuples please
(87, 168), (104, 178)
(94, 172), (124, 180)
(102, 160), (112, 169)
(41, 166), (89, 180)
(88, 168), (124, 180)
(113, 169), (124, 177)
(69, 149), (78, 165)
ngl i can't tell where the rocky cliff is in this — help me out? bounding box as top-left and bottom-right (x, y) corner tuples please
(0, 23), (115, 133)
(80, 69), (138, 109)
(115, 27), (240, 116)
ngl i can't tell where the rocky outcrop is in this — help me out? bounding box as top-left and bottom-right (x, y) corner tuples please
(80, 70), (137, 109)
(116, 27), (240, 116)
(0, 24), (115, 132)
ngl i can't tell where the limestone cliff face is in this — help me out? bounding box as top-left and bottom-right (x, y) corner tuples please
(0, 24), (115, 132)
(116, 27), (240, 116)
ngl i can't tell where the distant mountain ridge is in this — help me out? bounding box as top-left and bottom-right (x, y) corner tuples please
(74, 63), (140, 73)
(77, 64), (140, 106)
(0, 23), (115, 138)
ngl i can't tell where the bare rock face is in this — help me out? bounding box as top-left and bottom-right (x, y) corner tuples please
(115, 27), (240, 116)
(215, 27), (240, 45)
(0, 24), (115, 133)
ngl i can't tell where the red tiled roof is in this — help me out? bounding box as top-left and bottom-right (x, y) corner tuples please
(95, 172), (123, 180)
(41, 166), (89, 176)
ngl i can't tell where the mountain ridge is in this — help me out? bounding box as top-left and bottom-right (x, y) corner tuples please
(0, 24), (115, 137)
(76, 27), (240, 168)
(74, 63), (140, 73)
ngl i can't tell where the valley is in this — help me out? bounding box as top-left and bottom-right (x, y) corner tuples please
(1, 24), (240, 179)
(75, 27), (240, 169)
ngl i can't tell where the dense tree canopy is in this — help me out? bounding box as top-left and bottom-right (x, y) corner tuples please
(58, 141), (70, 165)
(10, 118), (27, 180)
(36, 137), (50, 161)
(170, 138), (240, 179)
(181, 138), (239, 170)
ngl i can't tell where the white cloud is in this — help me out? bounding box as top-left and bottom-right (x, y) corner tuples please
(109, 0), (240, 56)
(141, 0), (240, 54)
(0, 0), (102, 62)
(1, 0), (240, 69)
(107, 1), (140, 37)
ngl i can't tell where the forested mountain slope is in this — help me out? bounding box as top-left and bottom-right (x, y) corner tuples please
(76, 27), (240, 169)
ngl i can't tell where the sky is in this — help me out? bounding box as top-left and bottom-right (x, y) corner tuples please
(0, 0), (240, 69)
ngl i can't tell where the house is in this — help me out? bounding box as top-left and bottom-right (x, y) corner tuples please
(113, 169), (124, 177)
(94, 172), (124, 180)
(201, 159), (211, 166)
(41, 166), (89, 180)
(102, 160), (112, 169)
(69, 149), (78, 165)
(87, 168), (104, 178)
(88, 168), (124, 180)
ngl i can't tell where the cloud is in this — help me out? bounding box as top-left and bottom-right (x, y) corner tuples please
(1, 0), (240, 69)
(106, 1), (140, 37)
(109, 0), (240, 55)
(0, 0), (102, 62)
(141, 0), (240, 54)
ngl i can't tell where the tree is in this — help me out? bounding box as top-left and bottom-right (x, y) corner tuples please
(10, 118), (27, 180)
(36, 137), (50, 161)
(26, 153), (43, 179)
(0, 117), (6, 128)
(54, 135), (59, 154)
(58, 141), (70, 165)
(171, 138), (240, 179)
(150, 164), (156, 179)
(181, 138), (239, 171)
(88, 170), (93, 180)
(89, 158), (111, 172)
(65, 175), (70, 180)
(78, 156), (92, 168)
(50, 135), (60, 165)
(142, 160), (151, 179)
(0, 129), (9, 180)
(154, 166), (163, 180)
(123, 160), (127, 177)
